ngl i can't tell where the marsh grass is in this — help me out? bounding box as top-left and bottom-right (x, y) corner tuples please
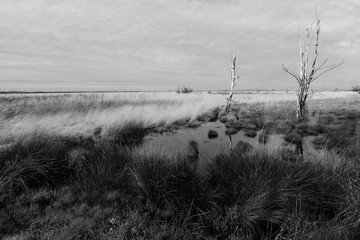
(1, 92), (360, 239)
(2, 135), (360, 239)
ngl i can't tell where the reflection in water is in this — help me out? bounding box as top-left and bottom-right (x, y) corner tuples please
(228, 135), (232, 151)
(141, 121), (324, 161)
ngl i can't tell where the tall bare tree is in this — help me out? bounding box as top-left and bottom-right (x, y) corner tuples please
(282, 13), (343, 121)
(225, 54), (240, 112)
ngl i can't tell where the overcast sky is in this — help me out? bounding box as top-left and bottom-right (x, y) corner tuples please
(0, 0), (359, 91)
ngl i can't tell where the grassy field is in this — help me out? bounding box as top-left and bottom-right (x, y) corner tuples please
(1, 91), (360, 239)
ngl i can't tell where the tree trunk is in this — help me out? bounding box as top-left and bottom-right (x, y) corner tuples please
(226, 55), (237, 113)
(296, 97), (306, 121)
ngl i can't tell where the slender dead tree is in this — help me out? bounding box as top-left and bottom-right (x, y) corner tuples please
(225, 54), (240, 112)
(282, 13), (343, 121)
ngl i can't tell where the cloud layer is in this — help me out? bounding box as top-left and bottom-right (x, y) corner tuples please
(0, 0), (359, 91)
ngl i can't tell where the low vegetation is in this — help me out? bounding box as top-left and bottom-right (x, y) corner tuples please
(352, 85), (360, 93)
(176, 86), (193, 93)
(1, 92), (360, 239)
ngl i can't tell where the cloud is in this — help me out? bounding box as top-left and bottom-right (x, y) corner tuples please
(0, 0), (359, 91)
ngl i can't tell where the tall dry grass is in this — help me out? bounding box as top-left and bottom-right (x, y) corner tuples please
(1, 91), (358, 146)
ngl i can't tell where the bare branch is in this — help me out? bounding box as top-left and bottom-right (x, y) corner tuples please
(314, 59), (328, 73)
(282, 64), (301, 82)
(311, 59), (344, 82)
(317, 60), (344, 71)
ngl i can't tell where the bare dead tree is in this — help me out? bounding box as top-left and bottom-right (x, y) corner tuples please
(282, 13), (344, 122)
(225, 54), (240, 112)
(282, 12), (343, 158)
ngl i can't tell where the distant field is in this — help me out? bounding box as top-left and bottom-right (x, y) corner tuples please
(0, 91), (357, 143)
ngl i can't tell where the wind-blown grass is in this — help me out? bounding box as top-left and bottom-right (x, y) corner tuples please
(1, 92), (360, 239)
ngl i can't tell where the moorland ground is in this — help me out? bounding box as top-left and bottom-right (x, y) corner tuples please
(1, 91), (360, 239)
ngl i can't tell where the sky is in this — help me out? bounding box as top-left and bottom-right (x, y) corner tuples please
(0, 0), (359, 91)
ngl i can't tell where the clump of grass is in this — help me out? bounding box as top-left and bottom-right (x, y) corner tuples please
(218, 110), (238, 123)
(232, 140), (253, 155)
(0, 131), (76, 194)
(202, 152), (346, 238)
(105, 122), (147, 147)
(197, 107), (220, 122)
(208, 130), (219, 139)
(225, 127), (239, 135)
(130, 152), (204, 211)
(244, 130), (257, 138)
(70, 143), (133, 194)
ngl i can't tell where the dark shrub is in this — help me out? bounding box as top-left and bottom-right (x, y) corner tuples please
(176, 86), (193, 93)
(351, 85), (360, 92)
(244, 130), (257, 138)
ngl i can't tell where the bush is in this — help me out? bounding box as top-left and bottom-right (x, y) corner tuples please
(176, 86), (193, 93)
(351, 86), (360, 92)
